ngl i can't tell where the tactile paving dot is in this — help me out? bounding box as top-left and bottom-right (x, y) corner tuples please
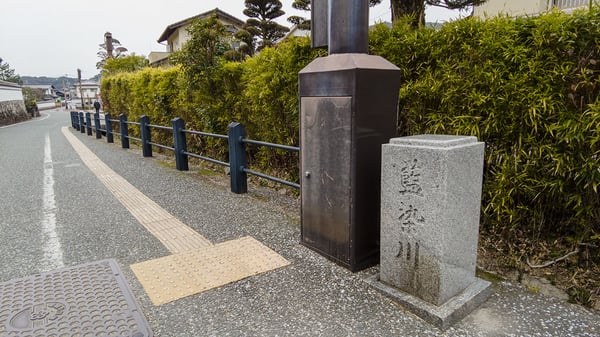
(131, 236), (290, 305)
(0, 259), (152, 337)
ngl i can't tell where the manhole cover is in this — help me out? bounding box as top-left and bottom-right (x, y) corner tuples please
(0, 259), (152, 337)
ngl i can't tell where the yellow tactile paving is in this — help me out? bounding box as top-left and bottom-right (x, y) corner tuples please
(62, 127), (290, 305)
(61, 127), (212, 251)
(130, 236), (290, 305)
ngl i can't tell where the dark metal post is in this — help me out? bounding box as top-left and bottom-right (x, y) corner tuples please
(105, 114), (114, 143)
(70, 111), (76, 129)
(311, 0), (328, 48)
(94, 112), (101, 139)
(79, 112), (85, 133)
(172, 118), (189, 171)
(85, 112), (92, 136)
(119, 114), (129, 149)
(228, 122), (247, 194)
(140, 115), (152, 157)
(298, 0), (401, 272)
(328, 0), (369, 54)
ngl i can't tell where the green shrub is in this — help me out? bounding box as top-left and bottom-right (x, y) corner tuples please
(370, 10), (600, 241)
(240, 37), (325, 180)
(101, 10), (600, 243)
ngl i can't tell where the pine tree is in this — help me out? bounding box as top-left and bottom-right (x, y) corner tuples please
(0, 58), (21, 84)
(287, 0), (311, 31)
(239, 0), (290, 52)
(96, 32), (128, 70)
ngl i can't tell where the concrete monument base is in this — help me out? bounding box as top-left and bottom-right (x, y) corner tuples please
(366, 275), (491, 329)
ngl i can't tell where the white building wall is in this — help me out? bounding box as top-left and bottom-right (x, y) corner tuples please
(473, 0), (549, 17)
(0, 80), (28, 125)
(0, 82), (24, 102)
(168, 27), (191, 52)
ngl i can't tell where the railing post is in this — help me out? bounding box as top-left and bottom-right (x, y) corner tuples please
(118, 114), (129, 148)
(119, 114), (130, 149)
(70, 111), (76, 129)
(105, 114), (114, 143)
(172, 118), (189, 171)
(140, 115), (152, 157)
(94, 112), (102, 139)
(228, 122), (247, 194)
(74, 111), (79, 130)
(79, 112), (85, 133)
(85, 112), (92, 136)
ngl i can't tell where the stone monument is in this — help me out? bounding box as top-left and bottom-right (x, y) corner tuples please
(368, 135), (492, 328)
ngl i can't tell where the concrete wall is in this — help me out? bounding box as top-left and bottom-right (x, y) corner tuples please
(0, 80), (29, 126)
(473, 0), (548, 17)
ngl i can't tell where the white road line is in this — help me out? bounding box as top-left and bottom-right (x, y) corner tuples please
(41, 133), (64, 271)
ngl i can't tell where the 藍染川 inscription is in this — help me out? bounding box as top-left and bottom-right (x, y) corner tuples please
(394, 159), (424, 267)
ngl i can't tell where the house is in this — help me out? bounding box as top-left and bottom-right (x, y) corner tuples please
(148, 8), (245, 67)
(71, 81), (100, 108)
(22, 84), (57, 100)
(474, 0), (593, 17)
(277, 24), (310, 43)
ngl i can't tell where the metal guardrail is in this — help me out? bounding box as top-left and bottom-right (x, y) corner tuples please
(70, 111), (300, 194)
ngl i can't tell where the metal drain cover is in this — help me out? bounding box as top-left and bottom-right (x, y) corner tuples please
(0, 259), (152, 337)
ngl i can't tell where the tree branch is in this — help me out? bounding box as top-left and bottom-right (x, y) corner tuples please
(527, 250), (579, 268)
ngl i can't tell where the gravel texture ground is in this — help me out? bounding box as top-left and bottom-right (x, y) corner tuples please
(0, 109), (598, 336)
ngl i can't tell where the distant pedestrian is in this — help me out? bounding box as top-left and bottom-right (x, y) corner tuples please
(93, 100), (101, 113)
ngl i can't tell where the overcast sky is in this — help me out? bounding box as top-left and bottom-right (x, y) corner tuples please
(0, 0), (463, 79)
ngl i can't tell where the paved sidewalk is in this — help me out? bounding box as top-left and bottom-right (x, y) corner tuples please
(3, 114), (599, 337)
(73, 126), (600, 337)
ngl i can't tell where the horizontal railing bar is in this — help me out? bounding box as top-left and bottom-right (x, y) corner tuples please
(148, 142), (174, 151)
(74, 115), (303, 193)
(128, 136), (142, 142)
(243, 168), (300, 189)
(182, 129), (228, 140)
(148, 124), (173, 131)
(185, 152), (230, 167)
(242, 138), (300, 152)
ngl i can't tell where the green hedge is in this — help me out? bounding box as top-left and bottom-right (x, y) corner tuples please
(101, 37), (323, 181)
(370, 10), (600, 241)
(102, 10), (600, 242)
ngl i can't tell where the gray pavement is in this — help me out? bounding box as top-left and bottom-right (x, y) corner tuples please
(1, 109), (599, 336)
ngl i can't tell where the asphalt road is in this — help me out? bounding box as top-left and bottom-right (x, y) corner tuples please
(0, 109), (161, 281)
(1, 109), (599, 337)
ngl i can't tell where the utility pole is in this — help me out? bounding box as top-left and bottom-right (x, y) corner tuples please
(62, 78), (67, 109)
(104, 32), (114, 59)
(77, 68), (85, 110)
